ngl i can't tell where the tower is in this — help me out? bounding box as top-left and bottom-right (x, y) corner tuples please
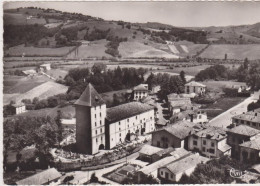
(75, 83), (106, 154)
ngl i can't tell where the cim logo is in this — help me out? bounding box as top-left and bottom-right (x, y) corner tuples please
(228, 168), (245, 178)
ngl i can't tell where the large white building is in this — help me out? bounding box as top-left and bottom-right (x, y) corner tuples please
(75, 83), (155, 154)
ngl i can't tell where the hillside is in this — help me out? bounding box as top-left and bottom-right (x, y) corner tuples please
(3, 7), (260, 60)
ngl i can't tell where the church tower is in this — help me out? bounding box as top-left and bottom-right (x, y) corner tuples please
(75, 83), (106, 154)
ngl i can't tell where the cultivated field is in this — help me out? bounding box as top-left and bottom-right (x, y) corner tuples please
(5, 44), (76, 57)
(119, 41), (179, 58)
(200, 44), (260, 60)
(4, 81), (68, 105)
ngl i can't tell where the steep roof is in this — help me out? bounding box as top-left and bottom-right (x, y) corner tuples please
(16, 168), (61, 185)
(164, 154), (209, 174)
(169, 99), (192, 108)
(228, 125), (260, 137)
(185, 81), (206, 87)
(106, 102), (154, 123)
(74, 83), (106, 107)
(240, 136), (260, 150)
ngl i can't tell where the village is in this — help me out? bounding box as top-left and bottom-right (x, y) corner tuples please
(3, 2), (260, 185)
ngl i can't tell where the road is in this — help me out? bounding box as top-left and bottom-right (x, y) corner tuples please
(61, 152), (139, 184)
(209, 93), (258, 128)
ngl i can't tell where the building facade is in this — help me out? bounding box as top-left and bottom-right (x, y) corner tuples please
(133, 84), (149, 101)
(10, 103), (26, 115)
(75, 83), (155, 154)
(184, 81), (206, 95)
(239, 136), (260, 164)
(232, 109), (260, 130)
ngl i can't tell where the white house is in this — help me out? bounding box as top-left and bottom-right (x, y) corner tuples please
(133, 84), (149, 101)
(184, 81), (206, 95)
(40, 64), (51, 71)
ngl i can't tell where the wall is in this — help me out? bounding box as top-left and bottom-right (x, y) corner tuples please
(185, 86), (205, 95)
(227, 133), (250, 159)
(232, 118), (260, 130)
(239, 146), (260, 164)
(152, 130), (183, 149)
(133, 90), (148, 100)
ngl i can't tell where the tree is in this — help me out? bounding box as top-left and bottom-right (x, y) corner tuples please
(244, 58), (249, 70)
(224, 53), (227, 60)
(180, 70), (186, 84)
(55, 110), (63, 144)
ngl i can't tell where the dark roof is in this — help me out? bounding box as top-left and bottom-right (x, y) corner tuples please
(194, 126), (227, 141)
(232, 110), (260, 123)
(159, 121), (206, 139)
(240, 136), (260, 150)
(16, 168), (61, 185)
(74, 83), (106, 107)
(106, 102), (154, 123)
(228, 125), (260, 137)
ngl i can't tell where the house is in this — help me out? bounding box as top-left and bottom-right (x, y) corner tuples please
(225, 83), (249, 93)
(227, 125), (260, 159)
(171, 109), (208, 124)
(139, 144), (164, 163)
(22, 69), (37, 76)
(151, 121), (205, 149)
(133, 84), (149, 101)
(168, 99), (192, 116)
(239, 135), (260, 164)
(10, 103), (26, 115)
(188, 127), (231, 158)
(232, 109), (260, 130)
(158, 153), (209, 183)
(137, 148), (191, 183)
(39, 64), (51, 71)
(184, 81), (206, 95)
(75, 83), (155, 154)
(16, 168), (62, 185)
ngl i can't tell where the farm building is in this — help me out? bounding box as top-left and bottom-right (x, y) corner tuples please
(137, 148), (191, 183)
(188, 126), (231, 158)
(39, 64), (51, 71)
(75, 83), (155, 154)
(232, 109), (260, 130)
(171, 109), (208, 124)
(16, 168), (62, 185)
(22, 69), (37, 76)
(184, 81), (206, 95)
(10, 103), (26, 115)
(227, 125), (260, 160)
(168, 99), (192, 116)
(158, 153), (209, 183)
(132, 84), (149, 101)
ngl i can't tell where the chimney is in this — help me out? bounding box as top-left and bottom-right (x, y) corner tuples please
(95, 96), (99, 102)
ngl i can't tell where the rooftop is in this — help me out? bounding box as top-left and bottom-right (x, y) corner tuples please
(16, 168), (61, 185)
(194, 126), (227, 141)
(159, 121), (206, 139)
(74, 83), (106, 107)
(169, 99), (192, 108)
(139, 148), (191, 175)
(12, 102), (25, 107)
(133, 84), (148, 91)
(232, 110), (260, 123)
(106, 102), (154, 123)
(218, 144), (232, 152)
(164, 153), (209, 174)
(240, 136), (260, 150)
(139, 144), (163, 156)
(185, 81), (206, 87)
(228, 125), (260, 137)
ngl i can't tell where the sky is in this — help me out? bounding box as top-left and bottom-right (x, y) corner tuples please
(3, 1), (260, 27)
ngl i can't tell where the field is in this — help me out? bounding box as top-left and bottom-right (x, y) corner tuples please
(203, 80), (247, 94)
(66, 40), (111, 59)
(119, 41), (179, 58)
(4, 13), (46, 25)
(200, 44), (260, 60)
(3, 75), (48, 94)
(5, 44), (76, 57)
(4, 81), (68, 105)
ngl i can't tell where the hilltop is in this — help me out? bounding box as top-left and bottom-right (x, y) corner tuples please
(3, 7), (260, 60)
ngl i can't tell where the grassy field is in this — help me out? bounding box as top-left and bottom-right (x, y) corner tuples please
(66, 40), (111, 59)
(200, 44), (260, 60)
(119, 41), (179, 58)
(4, 80), (68, 105)
(6, 44), (75, 57)
(4, 13), (46, 25)
(202, 97), (246, 120)
(3, 75), (48, 94)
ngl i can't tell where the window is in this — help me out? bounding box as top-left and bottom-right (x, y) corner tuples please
(119, 133), (121, 137)
(95, 114), (96, 118)
(119, 128), (121, 131)
(193, 87), (196, 92)
(193, 135), (198, 139)
(96, 138), (98, 143)
(241, 120), (244, 124)
(161, 171), (163, 175)
(95, 122), (97, 126)
(100, 105), (102, 109)
(203, 140), (206, 145)
(202, 147), (206, 152)
(119, 122), (121, 125)
(100, 113), (102, 117)
(211, 142), (214, 147)
(96, 130), (97, 134)
(171, 174), (173, 178)
(193, 140), (197, 146)
(101, 136), (103, 141)
(100, 128), (102, 133)
(100, 120), (102, 125)
(136, 116), (137, 119)
(128, 125), (129, 128)
(209, 149), (215, 154)
(127, 119), (129, 122)
(199, 115), (202, 119)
